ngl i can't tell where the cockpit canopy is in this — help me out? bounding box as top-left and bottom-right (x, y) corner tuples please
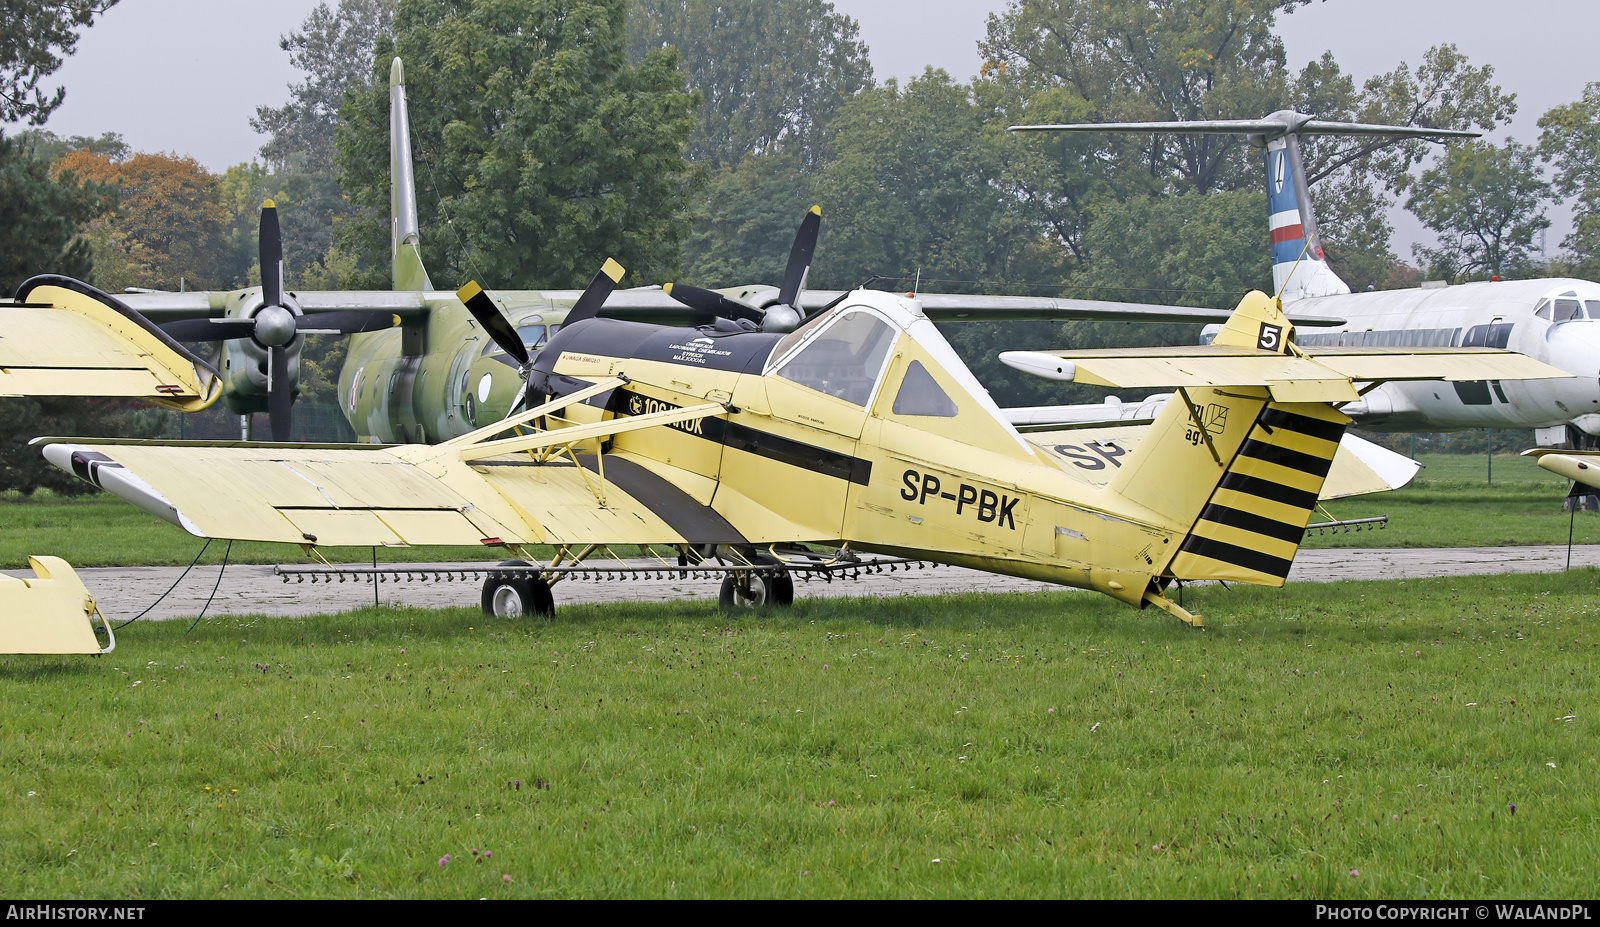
(1533, 292), (1600, 323)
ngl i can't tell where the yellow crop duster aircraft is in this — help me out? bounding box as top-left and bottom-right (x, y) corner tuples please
(39, 273), (1564, 626)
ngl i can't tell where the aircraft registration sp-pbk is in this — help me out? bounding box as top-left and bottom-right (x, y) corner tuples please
(39, 284), (1563, 626)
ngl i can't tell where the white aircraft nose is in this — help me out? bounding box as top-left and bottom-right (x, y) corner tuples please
(1546, 322), (1600, 381)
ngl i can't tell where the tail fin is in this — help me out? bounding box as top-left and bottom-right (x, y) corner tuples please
(1263, 134), (1350, 302)
(1104, 291), (1349, 588)
(390, 57), (433, 292)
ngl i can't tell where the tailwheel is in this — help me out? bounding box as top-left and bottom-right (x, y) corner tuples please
(481, 560), (555, 618)
(718, 570), (794, 610)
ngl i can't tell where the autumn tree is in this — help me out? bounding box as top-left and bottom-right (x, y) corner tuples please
(55, 149), (232, 292)
(0, 0), (120, 125)
(338, 0), (699, 289)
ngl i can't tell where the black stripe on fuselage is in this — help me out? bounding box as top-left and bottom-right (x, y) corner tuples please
(575, 454), (747, 545)
(612, 395), (873, 486)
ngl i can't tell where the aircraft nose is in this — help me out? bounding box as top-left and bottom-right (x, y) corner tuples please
(1548, 323), (1600, 380)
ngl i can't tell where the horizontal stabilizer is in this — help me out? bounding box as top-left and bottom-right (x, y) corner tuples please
(1001, 344), (1567, 402)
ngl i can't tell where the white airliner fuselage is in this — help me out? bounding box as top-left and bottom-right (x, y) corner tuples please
(1290, 279), (1600, 437)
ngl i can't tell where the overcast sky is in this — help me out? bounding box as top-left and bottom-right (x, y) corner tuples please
(31, 0), (1600, 254)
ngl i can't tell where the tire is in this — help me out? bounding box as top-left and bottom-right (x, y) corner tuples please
(718, 570), (793, 610)
(481, 560), (555, 618)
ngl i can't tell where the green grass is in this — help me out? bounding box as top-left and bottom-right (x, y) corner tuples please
(4, 571), (1597, 898)
(1308, 453), (1599, 549)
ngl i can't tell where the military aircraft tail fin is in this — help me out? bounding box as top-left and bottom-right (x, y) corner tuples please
(390, 57), (433, 293)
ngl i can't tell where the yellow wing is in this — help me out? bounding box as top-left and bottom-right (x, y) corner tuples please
(4, 278), (221, 410)
(38, 385), (735, 549)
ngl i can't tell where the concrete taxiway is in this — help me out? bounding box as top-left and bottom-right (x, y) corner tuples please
(10, 545), (1599, 623)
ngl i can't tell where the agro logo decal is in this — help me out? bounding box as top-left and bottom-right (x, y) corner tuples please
(1257, 323), (1283, 351)
(1185, 403), (1229, 447)
(899, 469), (1019, 530)
(626, 393), (706, 436)
(1053, 442), (1126, 470)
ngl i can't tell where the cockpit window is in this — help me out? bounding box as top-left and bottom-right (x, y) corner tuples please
(892, 360), (958, 417)
(517, 324), (547, 347)
(774, 309), (897, 406)
(1586, 301), (1600, 319)
(1553, 299), (1581, 322)
(1535, 299), (1552, 320)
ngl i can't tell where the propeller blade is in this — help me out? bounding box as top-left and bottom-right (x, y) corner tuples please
(663, 282), (763, 325)
(268, 345), (292, 442)
(160, 318), (258, 342)
(778, 206), (821, 309)
(564, 258), (626, 325)
(260, 200), (284, 310)
(457, 281), (529, 366)
(296, 310), (401, 335)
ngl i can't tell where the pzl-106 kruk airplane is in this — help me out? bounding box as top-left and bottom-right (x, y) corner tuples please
(40, 275), (1563, 625)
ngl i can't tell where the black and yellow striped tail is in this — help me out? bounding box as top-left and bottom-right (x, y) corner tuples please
(1166, 402), (1347, 586)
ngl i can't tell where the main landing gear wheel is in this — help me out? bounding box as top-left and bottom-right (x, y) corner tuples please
(481, 560), (555, 618)
(718, 570), (795, 610)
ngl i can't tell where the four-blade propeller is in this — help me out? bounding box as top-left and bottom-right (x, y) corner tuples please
(160, 201), (398, 441)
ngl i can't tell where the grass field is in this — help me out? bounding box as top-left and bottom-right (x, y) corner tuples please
(1307, 453), (1600, 550)
(3, 570), (1596, 899)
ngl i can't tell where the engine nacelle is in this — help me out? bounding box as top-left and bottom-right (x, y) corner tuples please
(219, 292), (304, 415)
